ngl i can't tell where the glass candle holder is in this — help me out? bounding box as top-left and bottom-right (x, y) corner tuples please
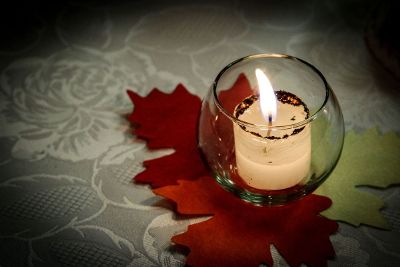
(198, 54), (344, 205)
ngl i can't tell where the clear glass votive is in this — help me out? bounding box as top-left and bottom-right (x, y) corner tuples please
(198, 54), (344, 205)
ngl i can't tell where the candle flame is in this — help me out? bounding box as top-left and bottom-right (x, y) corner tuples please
(255, 68), (277, 123)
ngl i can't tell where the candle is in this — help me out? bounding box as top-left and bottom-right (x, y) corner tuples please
(233, 69), (311, 190)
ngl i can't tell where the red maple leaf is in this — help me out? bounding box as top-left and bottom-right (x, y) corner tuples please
(154, 176), (338, 267)
(218, 72), (253, 114)
(127, 85), (208, 188)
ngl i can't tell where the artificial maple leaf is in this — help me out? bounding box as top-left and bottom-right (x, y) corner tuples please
(154, 176), (338, 267)
(316, 128), (400, 228)
(127, 85), (207, 187)
(217, 72), (253, 114)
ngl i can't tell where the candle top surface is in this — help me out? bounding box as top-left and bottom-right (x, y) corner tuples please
(234, 91), (309, 139)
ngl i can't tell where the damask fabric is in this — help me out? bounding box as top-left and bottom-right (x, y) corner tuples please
(0, 1), (399, 266)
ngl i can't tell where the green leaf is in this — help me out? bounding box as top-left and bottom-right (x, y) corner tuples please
(315, 128), (400, 229)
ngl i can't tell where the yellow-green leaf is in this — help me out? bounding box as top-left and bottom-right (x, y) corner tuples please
(315, 128), (400, 229)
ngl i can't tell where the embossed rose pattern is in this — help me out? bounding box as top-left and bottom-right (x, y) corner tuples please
(0, 0), (399, 266)
(0, 48), (183, 161)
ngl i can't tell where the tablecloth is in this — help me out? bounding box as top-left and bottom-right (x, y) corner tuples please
(0, 0), (399, 266)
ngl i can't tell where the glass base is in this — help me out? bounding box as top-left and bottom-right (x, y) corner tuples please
(214, 173), (323, 206)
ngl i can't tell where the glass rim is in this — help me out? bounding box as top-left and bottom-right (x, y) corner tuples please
(212, 53), (330, 130)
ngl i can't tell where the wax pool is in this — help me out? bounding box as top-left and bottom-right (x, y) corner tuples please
(233, 92), (311, 190)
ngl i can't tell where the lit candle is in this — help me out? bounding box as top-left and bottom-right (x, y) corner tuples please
(233, 69), (311, 190)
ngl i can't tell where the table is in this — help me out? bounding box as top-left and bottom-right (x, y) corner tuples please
(0, 1), (399, 266)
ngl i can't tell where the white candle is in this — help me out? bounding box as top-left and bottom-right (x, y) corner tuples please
(233, 69), (311, 190)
